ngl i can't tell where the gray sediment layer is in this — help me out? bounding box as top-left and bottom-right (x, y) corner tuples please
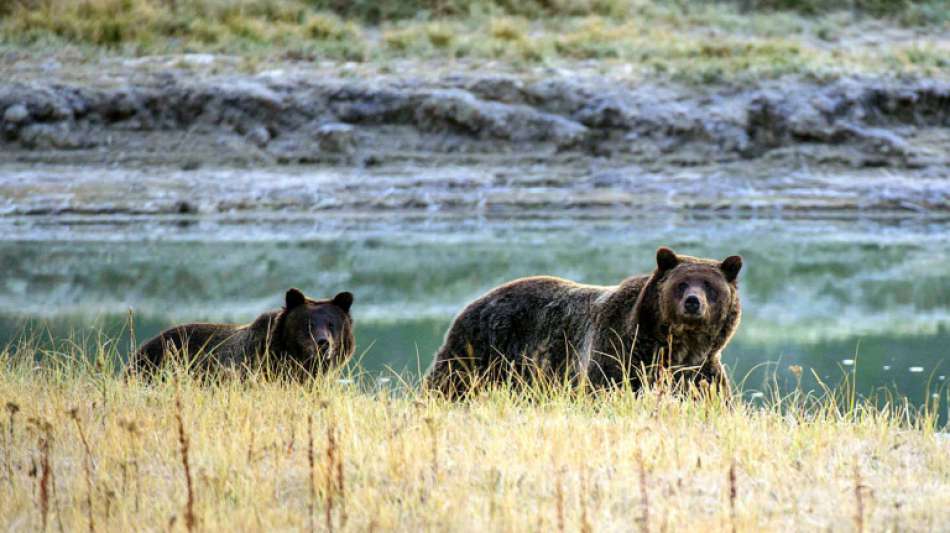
(2, 66), (949, 214)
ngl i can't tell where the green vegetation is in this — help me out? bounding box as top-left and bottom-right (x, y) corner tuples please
(0, 335), (948, 530)
(1, 0), (947, 81)
(738, 0), (947, 19)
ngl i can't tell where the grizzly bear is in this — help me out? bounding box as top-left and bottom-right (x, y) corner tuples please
(425, 247), (741, 397)
(129, 288), (355, 379)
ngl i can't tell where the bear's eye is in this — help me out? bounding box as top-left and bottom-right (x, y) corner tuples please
(704, 281), (718, 300)
(677, 282), (689, 292)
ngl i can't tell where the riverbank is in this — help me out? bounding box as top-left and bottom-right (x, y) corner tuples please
(2, 60), (949, 215)
(3, 0), (948, 216)
(0, 350), (947, 532)
(5, 0), (947, 168)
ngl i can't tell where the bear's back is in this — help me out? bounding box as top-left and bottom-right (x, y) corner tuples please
(131, 322), (252, 375)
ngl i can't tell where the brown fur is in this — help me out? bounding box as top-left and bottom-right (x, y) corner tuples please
(425, 248), (742, 397)
(128, 288), (355, 379)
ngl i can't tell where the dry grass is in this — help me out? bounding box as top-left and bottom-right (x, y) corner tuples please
(1, 0), (947, 81)
(0, 339), (949, 531)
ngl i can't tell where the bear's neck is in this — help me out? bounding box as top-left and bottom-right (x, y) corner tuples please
(596, 275), (647, 336)
(246, 310), (287, 357)
(586, 275), (649, 360)
(648, 324), (719, 367)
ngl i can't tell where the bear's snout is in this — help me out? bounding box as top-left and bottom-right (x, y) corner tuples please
(312, 333), (334, 359)
(684, 295), (702, 315)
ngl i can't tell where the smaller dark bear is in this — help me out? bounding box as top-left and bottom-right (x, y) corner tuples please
(425, 247), (742, 398)
(129, 288), (355, 379)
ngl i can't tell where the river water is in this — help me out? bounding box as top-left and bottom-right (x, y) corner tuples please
(2, 209), (947, 418)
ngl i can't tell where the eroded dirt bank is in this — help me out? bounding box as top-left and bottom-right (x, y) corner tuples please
(2, 59), (949, 214)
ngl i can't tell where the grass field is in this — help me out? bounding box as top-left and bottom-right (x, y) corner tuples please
(1, 338), (948, 531)
(2, 0), (948, 82)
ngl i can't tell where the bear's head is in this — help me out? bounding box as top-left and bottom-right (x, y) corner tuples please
(650, 247), (742, 335)
(279, 288), (355, 373)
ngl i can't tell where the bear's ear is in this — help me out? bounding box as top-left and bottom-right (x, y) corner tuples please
(332, 291), (354, 314)
(285, 288), (307, 310)
(656, 247), (679, 272)
(720, 255), (743, 283)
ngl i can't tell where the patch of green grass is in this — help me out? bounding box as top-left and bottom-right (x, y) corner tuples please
(382, 26), (428, 53)
(488, 16), (528, 42)
(553, 17), (625, 59)
(304, 12), (358, 41)
(303, 0), (634, 21)
(1, 0), (947, 79)
(741, 0), (939, 17)
(2, 0), (372, 56)
(424, 22), (455, 48)
(881, 43), (950, 77)
(301, 0), (948, 21)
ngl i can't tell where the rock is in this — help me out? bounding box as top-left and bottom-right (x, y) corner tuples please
(467, 77), (526, 104)
(707, 121), (752, 155)
(524, 79), (591, 115)
(329, 86), (413, 124)
(840, 123), (910, 157)
(99, 89), (143, 122)
(573, 95), (635, 129)
(0, 72), (946, 171)
(314, 122), (356, 153)
(787, 104), (832, 140)
(219, 79), (283, 110)
(3, 104), (29, 125)
(17, 122), (93, 150)
(414, 89), (587, 144)
(745, 93), (789, 154)
(246, 125), (271, 147)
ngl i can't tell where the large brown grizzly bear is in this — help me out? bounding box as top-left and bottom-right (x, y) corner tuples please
(129, 288), (355, 379)
(425, 248), (741, 397)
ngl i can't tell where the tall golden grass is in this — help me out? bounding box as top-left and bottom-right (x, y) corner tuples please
(0, 336), (948, 531)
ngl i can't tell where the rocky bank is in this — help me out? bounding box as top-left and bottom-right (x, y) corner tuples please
(2, 59), (948, 214)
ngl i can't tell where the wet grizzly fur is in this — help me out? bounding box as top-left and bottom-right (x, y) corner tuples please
(425, 248), (742, 397)
(129, 288), (355, 379)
